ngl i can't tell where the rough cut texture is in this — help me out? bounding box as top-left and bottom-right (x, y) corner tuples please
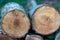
(2, 10), (30, 38)
(32, 6), (60, 35)
(0, 34), (16, 40)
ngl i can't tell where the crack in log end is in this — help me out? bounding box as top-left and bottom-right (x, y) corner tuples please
(40, 15), (52, 26)
(14, 19), (20, 27)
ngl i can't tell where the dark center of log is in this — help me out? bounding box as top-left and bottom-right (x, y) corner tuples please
(14, 19), (20, 26)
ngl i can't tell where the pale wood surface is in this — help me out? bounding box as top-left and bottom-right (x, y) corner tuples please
(2, 10), (30, 38)
(32, 6), (60, 35)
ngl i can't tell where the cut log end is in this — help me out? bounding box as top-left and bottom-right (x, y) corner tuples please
(32, 6), (60, 35)
(0, 34), (16, 40)
(26, 35), (43, 40)
(2, 10), (30, 38)
(27, 37), (41, 40)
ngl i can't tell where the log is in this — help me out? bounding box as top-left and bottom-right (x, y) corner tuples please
(28, 0), (60, 35)
(55, 32), (60, 40)
(1, 2), (30, 38)
(32, 5), (60, 35)
(25, 35), (43, 40)
(0, 34), (16, 40)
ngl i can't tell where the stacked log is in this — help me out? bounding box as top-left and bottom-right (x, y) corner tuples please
(29, 5), (60, 35)
(55, 32), (60, 40)
(25, 35), (43, 40)
(0, 34), (16, 40)
(1, 2), (30, 38)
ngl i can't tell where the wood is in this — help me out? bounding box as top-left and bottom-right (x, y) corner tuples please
(32, 6), (60, 35)
(2, 10), (30, 38)
(0, 34), (16, 40)
(25, 35), (43, 40)
(55, 33), (60, 40)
